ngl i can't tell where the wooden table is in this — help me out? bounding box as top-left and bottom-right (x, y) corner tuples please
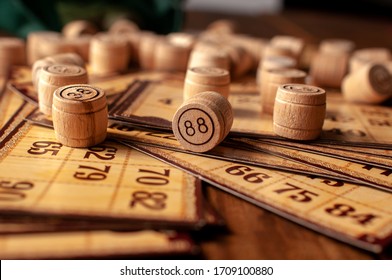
(183, 9), (392, 260)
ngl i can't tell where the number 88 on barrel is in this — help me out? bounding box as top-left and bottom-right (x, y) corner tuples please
(172, 91), (233, 153)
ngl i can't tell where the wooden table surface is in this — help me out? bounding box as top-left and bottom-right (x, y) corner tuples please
(183, 9), (392, 260)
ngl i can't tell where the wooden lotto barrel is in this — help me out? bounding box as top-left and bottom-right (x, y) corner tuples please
(38, 64), (88, 115)
(52, 84), (108, 148)
(273, 84), (326, 140)
(32, 53), (85, 90)
(154, 38), (191, 72)
(349, 48), (391, 73)
(342, 64), (392, 104)
(319, 38), (355, 54)
(310, 51), (349, 88)
(109, 18), (140, 34)
(89, 33), (129, 76)
(260, 68), (306, 114)
(256, 55), (296, 85)
(172, 91), (233, 153)
(62, 20), (98, 38)
(187, 49), (230, 71)
(138, 32), (159, 70)
(183, 67), (230, 100)
(26, 31), (62, 65)
(0, 37), (26, 76)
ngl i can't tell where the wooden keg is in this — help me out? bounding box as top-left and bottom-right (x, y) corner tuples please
(260, 68), (306, 114)
(319, 38), (355, 54)
(32, 53), (85, 90)
(342, 64), (392, 104)
(256, 55), (296, 85)
(62, 20), (98, 38)
(109, 18), (139, 34)
(0, 37), (26, 76)
(187, 49), (230, 71)
(270, 35), (305, 62)
(38, 64), (88, 115)
(26, 31), (62, 65)
(52, 84), (108, 148)
(154, 38), (191, 72)
(349, 48), (391, 73)
(172, 91), (233, 153)
(89, 33), (130, 76)
(273, 84), (326, 140)
(183, 67), (230, 100)
(310, 51), (349, 88)
(138, 32), (159, 70)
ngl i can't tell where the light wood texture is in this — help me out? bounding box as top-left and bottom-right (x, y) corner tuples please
(349, 48), (391, 73)
(319, 38), (355, 54)
(154, 38), (191, 72)
(0, 37), (26, 77)
(32, 53), (85, 90)
(260, 68), (306, 114)
(270, 35), (305, 62)
(39, 35), (76, 61)
(273, 83), (326, 140)
(184, 67), (230, 100)
(68, 35), (91, 62)
(222, 44), (253, 79)
(310, 51), (349, 88)
(62, 20), (98, 38)
(26, 31), (62, 65)
(188, 49), (230, 71)
(89, 33), (130, 76)
(342, 63), (392, 104)
(256, 55), (296, 85)
(205, 19), (237, 35)
(230, 34), (268, 70)
(52, 84), (107, 147)
(173, 91), (233, 153)
(38, 64), (88, 115)
(138, 32), (159, 70)
(108, 18), (140, 34)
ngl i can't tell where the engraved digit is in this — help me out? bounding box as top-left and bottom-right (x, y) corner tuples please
(326, 203), (355, 217)
(197, 117), (208, 133)
(0, 191), (25, 201)
(225, 165), (271, 184)
(129, 191), (167, 210)
(184, 120), (195, 136)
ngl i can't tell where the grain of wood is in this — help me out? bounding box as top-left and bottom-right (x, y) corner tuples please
(52, 84), (108, 147)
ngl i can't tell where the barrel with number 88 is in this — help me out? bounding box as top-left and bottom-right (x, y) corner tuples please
(52, 84), (108, 148)
(172, 91), (233, 152)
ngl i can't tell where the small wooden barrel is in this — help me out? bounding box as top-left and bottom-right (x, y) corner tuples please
(0, 37), (26, 76)
(52, 84), (108, 148)
(26, 31), (62, 65)
(273, 84), (326, 140)
(342, 64), (392, 104)
(172, 91), (233, 153)
(310, 51), (349, 88)
(32, 53), (85, 90)
(138, 32), (159, 70)
(349, 48), (391, 73)
(62, 20), (98, 38)
(221, 44), (253, 79)
(269, 35), (305, 62)
(183, 67), (230, 100)
(38, 64), (88, 115)
(187, 49), (230, 71)
(39, 35), (76, 59)
(205, 19), (237, 35)
(260, 68), (306, 114)
(256, 55), (296, 85)
(109, 18), (139, 34)
(67, 35), (91, 62)
(230, 34), (268, 70)
(319, 38), (355, 54)
(89, 33), (129, 76)
(154, 38), (191, 72)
